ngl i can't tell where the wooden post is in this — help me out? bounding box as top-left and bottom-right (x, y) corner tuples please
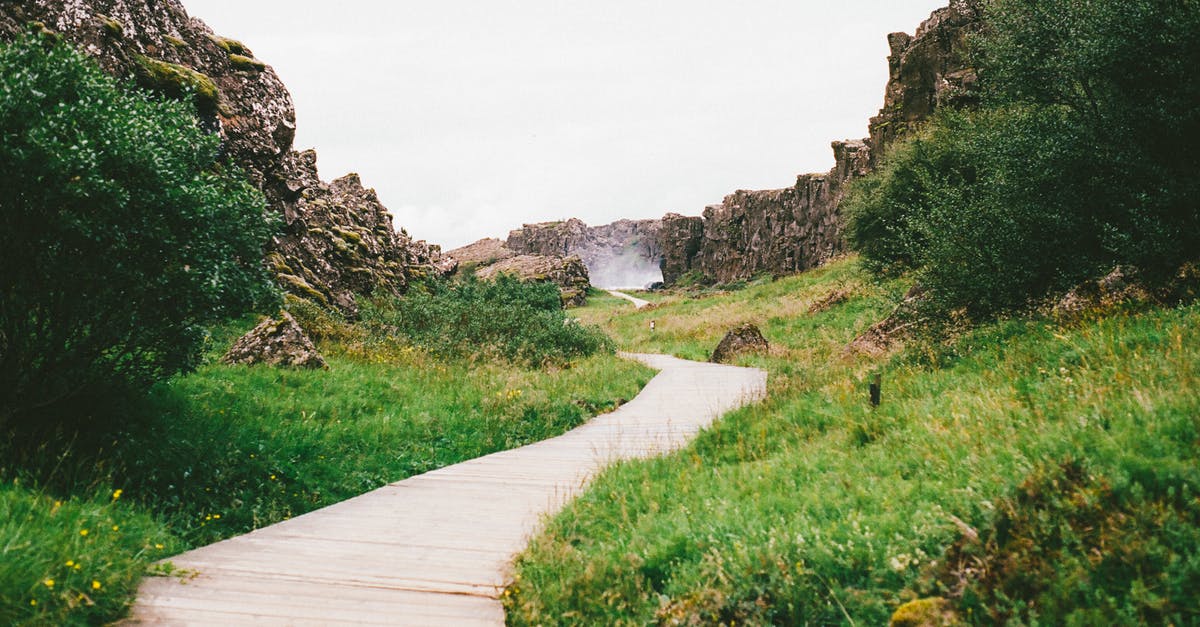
(869, 373), (881, 408)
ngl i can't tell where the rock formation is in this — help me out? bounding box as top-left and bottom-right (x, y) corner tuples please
(445, 238), (518, 270)
(867, 0), (983, 165)
(475, 255), (592, 307)
(506, 218), (663, 289)
(222, 311), (327, 369)
(710, 323), (769, 364)
(0, 0), (450, 314)
(657, 1), (981, 286)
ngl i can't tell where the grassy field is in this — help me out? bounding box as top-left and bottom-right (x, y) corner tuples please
(1, 321), (652, 625)
(507, 257), (1200, 625)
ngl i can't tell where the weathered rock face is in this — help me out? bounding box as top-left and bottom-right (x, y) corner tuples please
(657, 1), (980, 286)
(0, 0), (449, 314)
(475, 255), (591, 307)
(222, 311), (327, 369)
(673, 140), (871, 284)
(507, 218), (663, 288)
(710, 323), (769, 364)
(868, 0), (982, 165)
(658, 213), (705, 285)
(445, 238), (518, 269)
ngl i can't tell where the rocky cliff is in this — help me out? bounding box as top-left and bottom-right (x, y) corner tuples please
(506, 218), (663, 288)
(0, 0), (450, 313)
(658, 0), (980, 285)
(867, 0), (982, 165)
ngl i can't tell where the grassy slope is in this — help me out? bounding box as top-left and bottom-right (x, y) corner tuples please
(507, 257), (1200, 625)
(1, 328), (652, 625)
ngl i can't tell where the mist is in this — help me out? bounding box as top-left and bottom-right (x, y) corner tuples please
(587, 249), (663, 290)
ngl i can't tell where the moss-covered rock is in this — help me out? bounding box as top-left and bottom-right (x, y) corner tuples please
(229, 53), (265, 72)
(133, 54), (220, 114)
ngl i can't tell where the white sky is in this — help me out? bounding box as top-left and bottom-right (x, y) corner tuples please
(183, 1), (946, 249)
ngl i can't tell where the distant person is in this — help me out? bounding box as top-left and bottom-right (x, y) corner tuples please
(650, 320), (656, 333)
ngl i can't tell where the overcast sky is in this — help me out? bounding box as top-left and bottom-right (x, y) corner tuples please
(183, 1), (946, 249)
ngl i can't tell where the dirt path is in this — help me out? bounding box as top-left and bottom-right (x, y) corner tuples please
(606, 289), (651, 309)
(127, 353), (765, 626)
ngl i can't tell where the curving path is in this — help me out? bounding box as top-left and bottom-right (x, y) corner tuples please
(126, 353), (766, 625)
(605, 289), (651, 309)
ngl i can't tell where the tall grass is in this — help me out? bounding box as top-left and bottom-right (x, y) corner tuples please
(506, 257), (1200, 625)
(1, 318), (651, 624)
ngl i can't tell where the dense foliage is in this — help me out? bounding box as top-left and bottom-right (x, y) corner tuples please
(0, 34), (278, 425)
(360, 275), (613, 364)
(845, 0), (1200, 318)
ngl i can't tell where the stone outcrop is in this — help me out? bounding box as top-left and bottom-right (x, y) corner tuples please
(664, 140), (871, 284)
(845, 284), (927, 356)
(475, 255), (591, 307)
(0, 1), (449, 314)
(868, 0), (983, 165)
(657, 1), (980, 286)
(506, 218), (663, 288)
(1053, 267), (1148, 319)
(710, 323), (769, 364)
(222, 311), (327, 369)
(445, 238), (517, 269)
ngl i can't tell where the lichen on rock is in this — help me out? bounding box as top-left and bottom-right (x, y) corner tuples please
(710, 323), (769, 364)
(222, 311), (327, 369)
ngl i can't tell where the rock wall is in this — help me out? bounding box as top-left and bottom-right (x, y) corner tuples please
(658, 0), (980, 285)
(867, 0), (983, 165)
(506, 218), (663, 288)
(0, 0), (450, 314)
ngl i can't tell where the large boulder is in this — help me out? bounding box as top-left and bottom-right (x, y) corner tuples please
(222, 312), (327, 369)
(475, 254), (592, 307)
(710, 323), (769, 364)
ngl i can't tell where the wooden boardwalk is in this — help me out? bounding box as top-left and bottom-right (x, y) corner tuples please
(126, 353), (766, 625)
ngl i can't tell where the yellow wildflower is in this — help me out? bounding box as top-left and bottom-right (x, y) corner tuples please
(92, 580), (102, 590)
(30, 599), (36, 606)
(43, 579), (54, 588)
(154, 543), (164, 550)
(111, 489), (123, 500)
(65, 560), (74, 567)
(79, 529), (88, 537)
(112, 525), (119, 531)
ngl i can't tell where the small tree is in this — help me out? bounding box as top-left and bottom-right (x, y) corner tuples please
(0, 33), (278, 425)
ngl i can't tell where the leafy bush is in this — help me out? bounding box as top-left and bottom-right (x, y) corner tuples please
(360, 275), (613, 364)
(844, 0), (1200, 319)
(0, 33), (278, 425)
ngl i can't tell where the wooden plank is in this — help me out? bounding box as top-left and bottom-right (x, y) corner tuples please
(125, 353), (766, 625)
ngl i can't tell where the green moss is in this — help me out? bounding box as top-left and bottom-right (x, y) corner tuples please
(96, 14), (124, 37)
(163, 35), (189, 49)
(206, 34), (250, 56)
(133, 55), (221, 115)
(266, 252), (293, 276)
(331, 226), (363, 245)
(277, 273), (328, 305)
(228, 53), (265, 72)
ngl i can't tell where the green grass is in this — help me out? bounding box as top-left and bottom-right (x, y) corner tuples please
(506, 257), (1200, 625)
(1, 323), (652, 625)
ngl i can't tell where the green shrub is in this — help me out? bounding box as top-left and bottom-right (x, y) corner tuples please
(0, 33), (278, 426)
(844, 0), (1200, 320)
(360, 275), (613, 365)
